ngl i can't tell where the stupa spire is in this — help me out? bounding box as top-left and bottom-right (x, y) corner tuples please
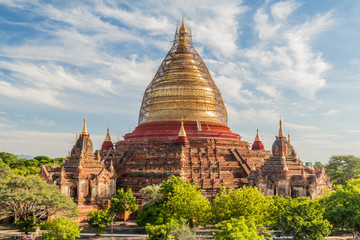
(252, 129), (265, 150)
(278, 118), (285, 138)
(288, 133), (291, 145)
(178, 121), (187, 137)
(105, 128), (111, 141)
(82, 116), (88, 135)
(255, 129), (261, 141)
(179, 16), (187, 34)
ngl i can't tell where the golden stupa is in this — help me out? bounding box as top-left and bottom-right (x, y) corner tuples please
(138, 18), (227, 125)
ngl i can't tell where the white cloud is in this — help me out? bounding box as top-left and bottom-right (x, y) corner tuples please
(244, 1), (334, 99)
(322, 109), (339, 116)
(0, 81), (64, 108)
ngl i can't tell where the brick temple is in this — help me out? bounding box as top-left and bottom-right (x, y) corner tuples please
(41, 19), (332, 211)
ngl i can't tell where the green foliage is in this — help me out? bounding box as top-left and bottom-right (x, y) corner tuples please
(210, 186), (273, 226)
(0, 174), (78, 222)
(322, 178), (360, 234)
(136, 175), (210, 228)
(146, 218), (180, 240)
(325, 155), (360, 185)
(0, 152), (64, 176)
(110, 188), (138, 222)
(13, 216), (39, 234)
(136, 198), (164, 227)
(146, 218), (198, 240)
(214, 217), (266, 240)
(40, 217), (82, 240)
(0, 152), (17, 165)
(271, 196), (331, 240)
(140, 184), (162, 201)
(0, 165), (12, 178)
(87, 208), (113, 235)
(314, 161), (325, 169)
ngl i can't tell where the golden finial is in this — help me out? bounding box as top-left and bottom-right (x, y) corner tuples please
(180, 147), (186, 162)
(110, 160), (114, 169)
(178, 17), (188, 46)
(179, 16), (187, 34)
(302, 168), (306, 179)
(105, 128), (111, 141)
(278, 118), (285, 138)
(82, 116), (88, 135)
(75, 134), (79, 143)
(178, 121), (187, 137)
(97, 150), (100, 160)
(288, 133), (291, 145)
(255, 129), (261, 141)
(67, 151), (71, 158)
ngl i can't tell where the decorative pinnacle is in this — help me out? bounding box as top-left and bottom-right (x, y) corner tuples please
(105, 128), (111, 141)
(178, 121), (187, 137)
(82, 116), (88, 135)
(178, 17), (188, 46)
(278, 118), (285, 138)
(288, 133), (291, 145)
(255, 129), (261, 141)
(180, 148), (186, 162)
(179, 16), (187, 34)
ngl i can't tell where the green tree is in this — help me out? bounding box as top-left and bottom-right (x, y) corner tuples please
(210, 186), (273, 227)
(0, 174), (78, 223)
(0, 165), (12, 178)
(322, 178), (360, 238)
(314, 161), (325, 169)
(40, 217), (82, 240)
(140, 184), (162, 201)
(146, 218), (198, 240)
(87, 208), (113, 235)
(0, 152), (17, 165)
(110, 188), (138, 223)
(272, 196), (331, 240)
(214, 217), (266, 240)
(325, 155), (360, 185)
(136, 176), (210, 228)
(13, 216), (39, 234)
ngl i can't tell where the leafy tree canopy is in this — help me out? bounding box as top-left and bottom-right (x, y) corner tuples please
(210, 186), (273, 226)
(87, 208), (113, 235)
(214, 217), (266, 240)
(110, 188), (138, 222)
(40, 216), (82, 240)
(322, 178), (360, 236)
(0, 152), (17, 165)
(0, 174), (78, 222)
(0, 152), (65, 176)
(271, 196), (331, 240)
(136, 176), (210, 228)
(325, 155), (360, 185)
(146, 218), (198, 240)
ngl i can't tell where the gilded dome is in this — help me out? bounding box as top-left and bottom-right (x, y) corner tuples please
(138, 18), (227, 125)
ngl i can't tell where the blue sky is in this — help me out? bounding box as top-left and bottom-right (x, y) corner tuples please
(0, 0), (360, 163)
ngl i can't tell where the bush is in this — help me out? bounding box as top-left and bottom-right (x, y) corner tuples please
(214, 217), (265, 240)
(40, 217), (82, 240)
(87, 208), (112, 235)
